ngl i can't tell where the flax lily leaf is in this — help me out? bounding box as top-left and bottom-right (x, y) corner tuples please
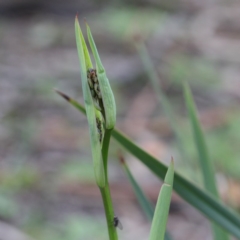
(137, 43), (228, 240)
(119, 155), (172, 240)
(149, 160), (174, 240)
(184, 82), (229, 240)
(184, 82), (217, 194)
(120, 155), (153, 221)
(112, 130), (240, 239)
(75, 17), (105, 188)
(55, 92), (240, 239)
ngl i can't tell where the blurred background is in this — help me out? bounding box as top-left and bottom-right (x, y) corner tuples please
(0, 0), (240, 239)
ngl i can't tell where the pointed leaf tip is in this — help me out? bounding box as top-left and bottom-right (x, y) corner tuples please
(75, 14), (79, 21)
(164, 160), (174, 187)
(55, 89), (70, 102)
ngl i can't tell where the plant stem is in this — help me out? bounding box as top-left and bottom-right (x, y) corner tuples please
(100, 183), (118, 240)
(100, 129), (118, 240)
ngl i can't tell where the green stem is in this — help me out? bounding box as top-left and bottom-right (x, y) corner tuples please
(100, 129), (118, 240)
(100, 183), (118, 240)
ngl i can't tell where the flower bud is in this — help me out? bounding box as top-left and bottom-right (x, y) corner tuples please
(75, 17), (105, 188)
(87, 25), (116, 129)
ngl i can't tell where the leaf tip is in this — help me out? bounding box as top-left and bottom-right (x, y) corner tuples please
(54, 89), (70, 102)
(75, 14), (79, 22)
(164, 158), (174, 186)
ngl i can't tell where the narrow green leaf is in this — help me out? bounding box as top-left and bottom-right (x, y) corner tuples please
(119, 155), (172, 240)
(55, 89), (86, 114)
(56, 92), (240, 239)
(79, 26), (92, 70)
(120, 155), (154, 221)
(184, 82), (229, 240)
(86, 23), (104, 73)
(184, 82), (217, 194)
(112, 130), (240, 238)
(149, 160), (174, 240)
(137, 43), (229, 239)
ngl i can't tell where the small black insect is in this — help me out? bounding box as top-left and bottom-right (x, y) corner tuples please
(113, 216), (123, 230)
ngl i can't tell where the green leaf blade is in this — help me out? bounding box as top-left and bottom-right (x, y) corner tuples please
(183, 82), (217, 194)
(149, 161), (174, 240)
(120, 157), (154, 221)
(55, 92), (240, 239)
(120, 155), (172, 240)
(184, 82), (229, 240)
(112, 130), (240, 238)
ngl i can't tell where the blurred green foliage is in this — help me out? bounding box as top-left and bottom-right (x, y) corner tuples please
(168, 55), (219, 88)
(89, 7), (166, 41)
(59, 159), (95, 182)
(25, 215), (106, 240)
